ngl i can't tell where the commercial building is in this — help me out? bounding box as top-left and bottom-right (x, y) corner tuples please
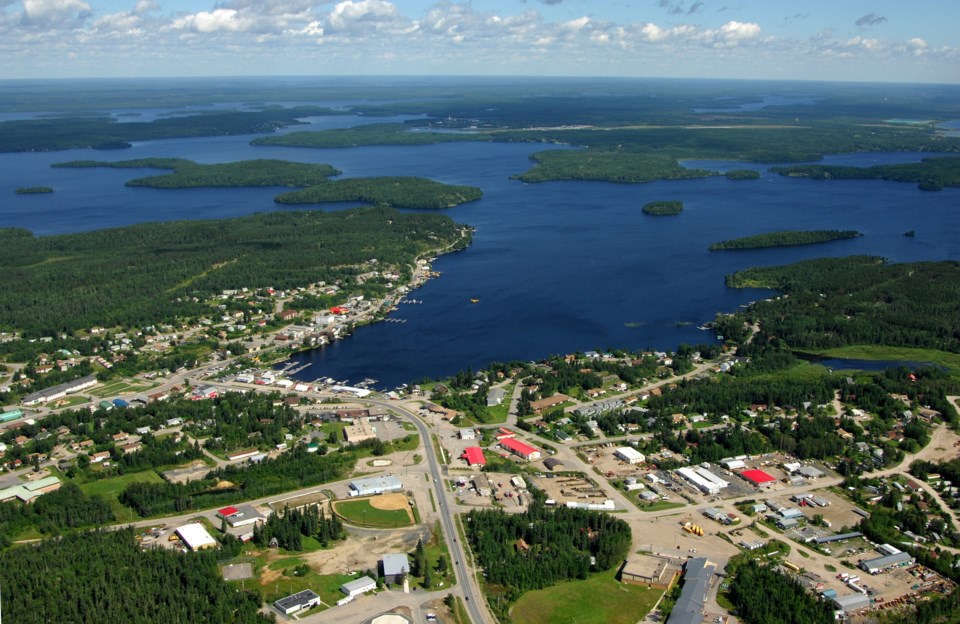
(695, 467), (729, 490)
(666, 558), (717, 624)
(721, 458), (746, 470)
(344, 420), (377, 443)
(473, 473), (493, 497)
(565, 500), (615, 511)
(499, 437), (541, 461)
(348, 475), (403, 497)
(340, 576), (377, 597)
(458, 428), (476, 440)
(176, 523), (218, 551)
(462, 447), (486, 466)
(620, 555), (676, 589)
(381, 553), (410, 584)
(814, 532), (863, 544)
(0, 409), (24, 424)
(860, 551), (913, 574)
(614, 447), (645, 464)
(274, 589), (321, 615)
(741, 469), (777, 488)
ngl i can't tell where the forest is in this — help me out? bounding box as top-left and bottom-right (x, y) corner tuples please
(709, 230), (861, 250)
(0, 529), (269, 623)
(0, 483), (114, 546)
(465, 495), (632, 610)
(772, 156), (960, 191)
(729, 560), (834, 624)
(0, 206), (468, 335)
(725, 256), (960, 353)
(642, 200), (683, 216)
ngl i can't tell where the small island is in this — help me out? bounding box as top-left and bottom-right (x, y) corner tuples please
(709, 229), (862, 251)
(724, 169), (760, 180)
(15, 186), (54, 194)
(641, 200), (683, 216)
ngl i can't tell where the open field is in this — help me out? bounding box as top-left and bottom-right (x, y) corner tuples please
(510, 569), (663, 624)
(79, 470), (163, 522)
(333, 494), (414, 528)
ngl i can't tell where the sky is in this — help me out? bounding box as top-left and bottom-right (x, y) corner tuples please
(1, 0), (957, 83)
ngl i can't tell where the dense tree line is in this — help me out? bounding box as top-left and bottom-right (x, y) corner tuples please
(0, 483), (114, 544)
(729, 560), (834, 624)
(465, 496), (631, 604)
(0, 206), (467, 335)
(0, 529), (269, 623)
(517, 150), (719, 184)
(119, 445), (351, 517)
(251, 504), (344, 550)
(642, 200), (683, 215)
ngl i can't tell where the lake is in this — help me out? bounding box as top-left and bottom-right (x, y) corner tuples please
(1, 114), (958, 388)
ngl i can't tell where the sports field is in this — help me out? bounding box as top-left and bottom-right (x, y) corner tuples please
(332, 494), (414, 528)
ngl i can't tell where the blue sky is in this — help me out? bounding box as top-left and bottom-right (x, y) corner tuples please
(1, 0), (956, 82)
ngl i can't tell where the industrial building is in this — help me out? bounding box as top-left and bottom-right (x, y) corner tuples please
(565, 500), (615, 511)
(832, 593), (871, 613)
(340, 576), (377, 597)
(0, 475), (61, 503)
(814, 532), (863, 544)
(21, 374), (98, 406)
(348, 475), (403, 497)
(614, 447), (645, 464)
(676, 467), (721, 495)
(741, 469), (777, 488)
(499, 437), (541, 461)
(381, 553), (410, 584)
(217, 504), (265, 528)
(274, 589), (321, 615)
(860, 551), (913, 574)
(458, 428), (476, 440)
(665, 558), (717, 624)
(176, 523), (218, 551)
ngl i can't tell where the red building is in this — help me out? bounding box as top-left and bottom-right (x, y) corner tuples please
(741, 469), (776, 487)
(462, 447), (486, 466)
(499, 437), (541, 461)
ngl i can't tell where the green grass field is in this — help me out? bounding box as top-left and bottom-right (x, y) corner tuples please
(510, 570), (663, 624)
(79, 470), (163, 522)
(799, 345), (960, 374)
(333, 498), (413, 528)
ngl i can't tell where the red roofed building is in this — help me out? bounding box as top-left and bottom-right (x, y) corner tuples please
(495, 427), (516, 441)
(217, 506), (239, 519)
(741, 469), (776, 488)
(462, 447), (487, 466)
(499, 437), (541, 461)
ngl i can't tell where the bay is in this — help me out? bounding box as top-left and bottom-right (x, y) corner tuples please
(1, 118), (957, 388)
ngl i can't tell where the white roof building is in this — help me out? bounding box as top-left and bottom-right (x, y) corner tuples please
(176, 523), (218, 551)
(614, 447), (645, 464)
(340, 576), (377, 597)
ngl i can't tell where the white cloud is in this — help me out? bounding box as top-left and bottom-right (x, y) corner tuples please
(326, 0), (403, 33)
(170, 8), (257, 33)
(21, 0), (91, 27)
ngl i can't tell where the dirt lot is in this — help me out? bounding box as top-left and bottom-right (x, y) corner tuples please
(305, 527), (427, 577)
(163, 460), (211, 484)
(531, 472), (608, 505)
(222, 562), (254, 581)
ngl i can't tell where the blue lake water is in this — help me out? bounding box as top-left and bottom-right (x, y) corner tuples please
(1, 117), (958, 388)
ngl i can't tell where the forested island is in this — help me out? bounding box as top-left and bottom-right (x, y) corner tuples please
(252, 122), (488, 149)
(274, 176), (483, 209)
(642, 200), (683, 216)
(771, 156), (960, 191)
(709, 230), (862, 250)
(516, 151), (718, 184)
(0, 207), (469, 335)
(54, 158), (340, 188)
(52, 158), (482, 209)
(14, 186), (54, 194)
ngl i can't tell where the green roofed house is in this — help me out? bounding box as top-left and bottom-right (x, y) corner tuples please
(0, 409), (24, 424)
(0, 475), (62, 503)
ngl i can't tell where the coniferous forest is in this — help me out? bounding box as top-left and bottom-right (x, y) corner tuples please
(0, 529), (270, 623)
(730, 561), (834, 624)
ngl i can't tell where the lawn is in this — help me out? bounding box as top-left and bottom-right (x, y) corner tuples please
(333, 498), (413, 528)
(79, 470), (163, 522)
(510, 570), (663, 624)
